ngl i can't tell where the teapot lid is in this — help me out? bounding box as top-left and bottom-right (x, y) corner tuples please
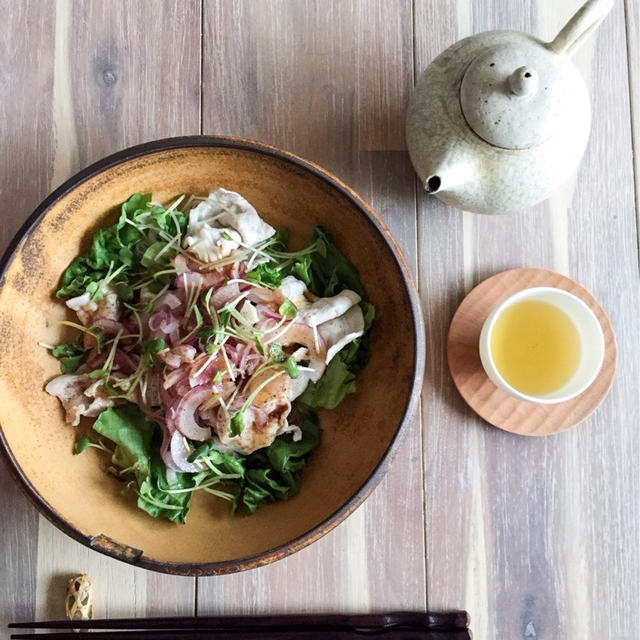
(460, 40), (588, 150)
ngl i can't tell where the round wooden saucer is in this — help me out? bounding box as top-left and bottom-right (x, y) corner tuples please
(447, 268), (617, 436)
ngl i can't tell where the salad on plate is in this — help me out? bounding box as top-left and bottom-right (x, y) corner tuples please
(44, 188), (374, 522)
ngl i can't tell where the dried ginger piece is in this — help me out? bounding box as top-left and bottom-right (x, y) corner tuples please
(65, 574), (93, 621)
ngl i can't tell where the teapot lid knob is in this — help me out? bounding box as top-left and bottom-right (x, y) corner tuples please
(508, 66), (538, 98)
(459, 42), (589, 150)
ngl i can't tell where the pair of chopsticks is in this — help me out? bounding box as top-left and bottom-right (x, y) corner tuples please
(9, 612), (471, 639)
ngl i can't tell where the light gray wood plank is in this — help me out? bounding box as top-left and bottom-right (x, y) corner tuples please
(415, 1), (640, 638)
(65, 0), (202, 171)
(0, 0), (201, 631)
(199, 0), (425, 613)
(625, 0), (640, 247)
(0, 0), (55, 631)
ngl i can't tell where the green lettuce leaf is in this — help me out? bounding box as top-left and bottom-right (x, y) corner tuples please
(92, 404), (155, 480)
(51, 338), (87, 373)
(290, 227), (366, 298)
(56, 192), (185, 301)
(241, 406), (320, 512)
(81, 402), (321, 522)
(285, 226), (375, 409)
(137, 456), (194, 524)
(298, 353), (356, 409)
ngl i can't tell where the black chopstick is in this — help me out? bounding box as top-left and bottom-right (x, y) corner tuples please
(9, 612), (471, 639)
(11, 633), (471, 640)
(9, 611), (469, 630)
(10, 632), (470, 640)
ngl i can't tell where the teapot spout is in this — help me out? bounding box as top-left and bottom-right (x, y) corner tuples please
(422, 159), (469, 196)
(424, 175), (443, 194)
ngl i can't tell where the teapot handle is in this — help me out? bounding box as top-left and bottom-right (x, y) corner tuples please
(547, 0), (613, 56)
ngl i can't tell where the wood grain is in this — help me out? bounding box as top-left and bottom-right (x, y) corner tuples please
(0, 0), (56, 631)
(0, 1), (638, 638)
(416, 1), (640, 639)
(46, 0), (201, 619)
(199, 0), (425, 614)
(625, 0), (639, 245)
(447, 268), (617, 435)
(0, 0), (200, 634)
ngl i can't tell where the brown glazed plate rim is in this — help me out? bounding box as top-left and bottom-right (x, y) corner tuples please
(0, 135), (426, 576)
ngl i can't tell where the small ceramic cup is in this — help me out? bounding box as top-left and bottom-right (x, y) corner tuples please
(479, 286), (604, 404)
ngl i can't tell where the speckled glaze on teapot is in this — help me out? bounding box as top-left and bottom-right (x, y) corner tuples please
(406, 0), (613, 215)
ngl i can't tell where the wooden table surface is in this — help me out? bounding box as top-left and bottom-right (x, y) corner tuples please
(1, 1), (638, 638)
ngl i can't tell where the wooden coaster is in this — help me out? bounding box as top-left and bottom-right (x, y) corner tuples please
(447, 268), (617, 436)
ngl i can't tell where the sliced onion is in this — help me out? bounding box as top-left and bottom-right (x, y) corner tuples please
(168, 328), (182, 346)
(201, 271), (227, 289)
(170, 385), (212, 441)
(188, 353), (222, 388)
(211, 283), (240, 308)
(175, 271), (205, 289)
(113, 349), (137, 375)
(244, 355), (262, 375)
(229, 261), (247, 280)
(160, 428), (180, 471)
(170, 431), (208, 472)
(148, 308), (166, 332)
(172, 254), (190, 273)
(160, 382), (174, 407)
(173, 377), (192, 397)
(173, 345), (196, 360)
(163, 364), (190, 389)
(86, 350), (107, 369)
(159, 345), (197, 370)
(91, 318), (125, 335)
(260, 308), (282, 321)
(155, 292), (183, 310)
(149, 307), (180, 335)
(225, 343), (238, 361)
(238, 342), (259, 370)
(161, 352), (182, 369)
(159, 314), (179, 334)
(234, 343), (247, 368)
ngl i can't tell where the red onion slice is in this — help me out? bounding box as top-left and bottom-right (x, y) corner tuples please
(188, 353), (222, 388)
(91, 318), (125, 335)
(148, 308), (167, 332)
(86, 350), (107, 369)
(211, 283), (241, 308)
(170, 385), (213, 441)
(169, 431), (208, 472)
(201, 271), (227, 289)
(260, 308), (282, 321)
(155, 292), (183, 310)
(159, 345), (197, 370)
(113, 349), (137, 375)
(175, 272), (205, 289)
(172, 254), (189, 273)
(163, 365), (190, 389)
(161, 431), (181, 471)
(159, 314), (179, 335)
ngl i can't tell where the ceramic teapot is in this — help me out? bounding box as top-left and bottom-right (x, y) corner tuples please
(406, 0), (613, 215)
